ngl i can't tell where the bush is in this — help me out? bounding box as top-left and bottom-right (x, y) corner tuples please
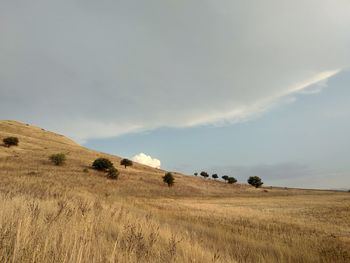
(212, 174), (218, 179)
(248, 176), (263, 188)
(49, 153), (66, 166)
(92, 158), (114, 171)
(200, 171), (209, 179)
(194, 172), (198, 176)
(120, 158), (133, 168)
(222, 175), (229, 181)
(163, 172), (175, 187)
(227, 177), (237, 184)
(3, 137), (19, 147)
(107, 167), (119, 180)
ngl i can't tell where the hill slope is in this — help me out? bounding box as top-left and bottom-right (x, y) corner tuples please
(1, 120), (350, 263)
(0, 120), (250, 198)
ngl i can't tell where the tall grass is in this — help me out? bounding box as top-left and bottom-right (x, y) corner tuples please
(0, 173), (349, 262)
(0, 193), (190, 263)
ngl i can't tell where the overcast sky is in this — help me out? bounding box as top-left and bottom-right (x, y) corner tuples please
(1, 0), (350, 189)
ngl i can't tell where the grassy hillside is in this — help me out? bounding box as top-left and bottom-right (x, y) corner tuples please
(0, 120), (349, 262)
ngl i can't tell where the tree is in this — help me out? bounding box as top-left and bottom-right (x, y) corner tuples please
(107, 167), (119, 180)
(227, 177), (237, 184)
(3, 137), (19, 147)
(194, 172), (198, 176)
(248, 176), (263, 188)
(163, 172), (175, 187)
(222, 175), (229, 181)
(120, 158), (133, 168)
(49, 153), (66, 166)
(212, 174), (218, 180)
(200, 171), (209, 179)
(92, 158), (114, 171)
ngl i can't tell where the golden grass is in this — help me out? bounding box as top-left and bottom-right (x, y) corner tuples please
(1, 120), (350, 262)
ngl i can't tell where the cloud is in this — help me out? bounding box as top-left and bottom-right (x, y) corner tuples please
(132, 153), (161, 169)
(208, 163), (348, 189)
(210, 163), (313, 180)
(0, 1), (350, 141)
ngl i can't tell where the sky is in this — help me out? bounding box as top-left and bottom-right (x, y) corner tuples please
(1, 0), (350, 189)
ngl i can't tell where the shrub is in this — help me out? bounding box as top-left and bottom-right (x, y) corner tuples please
(83, 168), (89, 173)
(49, 153), (66, 166)
(92, 158), (114, 171)
(163, 172), (175, 187)
(200, 171), (209, 179)
(107, 167), (119, 180)
(248, 176), (263, 188)
(212, 174), (218, 179)
(120, 158), (133, 168)
(222, 175), (229, 181)
(3, 137), (19, 147)
(227, 177), (237, 184)
(194, 172), (198, 176)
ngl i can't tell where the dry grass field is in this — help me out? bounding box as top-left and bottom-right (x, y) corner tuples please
(0, 120), (349, 262)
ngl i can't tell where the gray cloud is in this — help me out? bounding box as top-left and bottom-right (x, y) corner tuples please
(208, 163), (348, 189)
(1, 0), (350, 141)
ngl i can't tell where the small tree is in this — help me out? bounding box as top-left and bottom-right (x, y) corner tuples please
(163, 172), (174, 187)
(120, 158), (133, 168)
(49, 153), (66, 166)
(200, 171), (209, 179)
(194, 172), (198, 176)
(3, 137), (19, 147)
(227, 177), (237, 184)
(222, 175), (229, 182)
(92, 158), (114, 171)
(212, 174), (218, 180)
(107, 167), (119, 180)
(248, 176), (263, 188)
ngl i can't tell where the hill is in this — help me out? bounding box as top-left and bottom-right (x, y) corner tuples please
(0, 120), (349, 262)
(0, 120), (251, 198)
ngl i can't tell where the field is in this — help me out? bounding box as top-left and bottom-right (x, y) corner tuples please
(1, 120), (350, 262)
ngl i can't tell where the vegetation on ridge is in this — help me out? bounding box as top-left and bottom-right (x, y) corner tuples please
(92, 158), (114, 171)
(49, 153), (66, 166)
(120, 158), (133, 168)
(248, 176), (264, 188)
(3, 136), (19, 147)
(163, 172), (175, 187)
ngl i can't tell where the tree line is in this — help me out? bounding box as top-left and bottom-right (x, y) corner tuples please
(194, 171), (263, 188)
